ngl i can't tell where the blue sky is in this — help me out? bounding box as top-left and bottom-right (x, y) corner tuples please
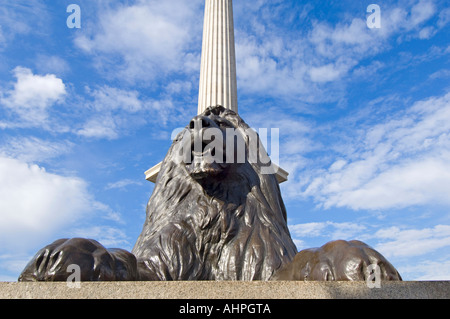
(0, 0), (449, 281)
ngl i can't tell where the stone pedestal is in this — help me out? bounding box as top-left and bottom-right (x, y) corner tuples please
(1, 281), (448, 299)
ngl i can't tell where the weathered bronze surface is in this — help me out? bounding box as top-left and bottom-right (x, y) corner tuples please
(272, 240), (401, 281)
(19, 106), (401, 282)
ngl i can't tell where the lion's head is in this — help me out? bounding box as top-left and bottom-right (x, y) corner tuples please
(132, 106), (298, 281)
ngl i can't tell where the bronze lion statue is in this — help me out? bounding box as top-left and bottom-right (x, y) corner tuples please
(19, 105), (401, 282)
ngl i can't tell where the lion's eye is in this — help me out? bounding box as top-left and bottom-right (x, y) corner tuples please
(217, 121), (230, 129)
(211, 108), (221, 116)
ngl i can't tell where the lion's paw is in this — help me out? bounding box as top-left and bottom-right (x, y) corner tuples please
(18, 238), (133, 282)
(272, 240), (402, 281)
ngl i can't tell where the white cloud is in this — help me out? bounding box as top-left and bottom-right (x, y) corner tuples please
(0, 153), (127, 276)
(296, 92), (450, 211)
(236, 33), (313, 100)
(418, 26), (436, 39)
(0, 67), (66, 125)
(0, 156), (91, 248)
(75, 86), (142, 139)
(438, 8), (450, 28)
(234, 0), (446, 104)
(289, 221), (367, 242)
(86, 86), (144, 113)
(410, 0), (436, 27)
(236, 6), (380, 98)
(0, 1), (48, 50)
(70, 226), (130, 248)
(374, 225), (450, 258)
(90, 201), (124, 224)
(399, 260), (450, 280)
(289, 222), (327, 238)
(75, 85), (177, 139)
(332, 158), (450, 210)
(0, 136), (72, 164)
(0, 25), (5, 49)
(74, 0), (203, 83)
(309, 62), (352, 83)
(312, 1), (437, 47)
(106, 179), (143, 190)
(34, 55), (70, 75)
(429, 69), (450, 79)
(309, 18), (377, 58)
(76, 115), (119, 140)
(166, 81), (193, 95)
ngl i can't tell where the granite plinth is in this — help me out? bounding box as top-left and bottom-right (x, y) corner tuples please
(0, 281), (448, 299)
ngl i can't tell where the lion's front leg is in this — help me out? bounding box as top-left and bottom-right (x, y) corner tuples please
(18, 238), (139, 282)
(272, 240), (402, 281)
(132, 223), (207, 281)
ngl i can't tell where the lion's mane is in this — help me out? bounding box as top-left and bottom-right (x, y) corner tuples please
(132, 106), (298, 280)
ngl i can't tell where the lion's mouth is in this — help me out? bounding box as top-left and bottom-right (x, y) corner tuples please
(187, 140), (227, 180)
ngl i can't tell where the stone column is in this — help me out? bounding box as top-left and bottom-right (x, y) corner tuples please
(198, 0), (238, 114)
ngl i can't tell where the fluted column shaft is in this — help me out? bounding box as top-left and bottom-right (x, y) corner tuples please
(198, 0), (238, 114)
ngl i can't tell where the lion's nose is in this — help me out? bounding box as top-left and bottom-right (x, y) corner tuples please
(189, 116), (215, 130)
